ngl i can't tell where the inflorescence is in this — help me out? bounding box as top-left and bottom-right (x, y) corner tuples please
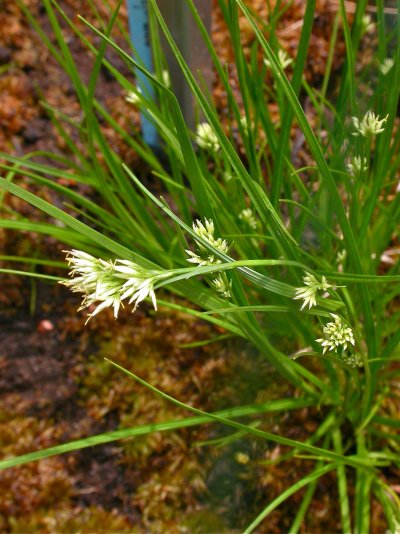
(186, 218), (230, 267)
(125, 89), (141, 105)
(186, 218), (232, 299)
(380, 58), (394, 76)
(294, 272), (332, 310)
(211, 273), (232, 298)
(61, 250), (169, 322)
(347, 156), (368, 176)
(294, 272), (360, 365)
(352, 111), (388, 137)
(196, 123), (219, 152)
(316, 314), (355, 354)
(264, 49), (293, 70)
(238, 208), (258, 230)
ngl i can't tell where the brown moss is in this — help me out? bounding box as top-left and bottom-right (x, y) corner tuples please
(8, 505), (133, 534)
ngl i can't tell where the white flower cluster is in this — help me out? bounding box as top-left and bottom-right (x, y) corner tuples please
(380, 58), (394, 76)
(240, 115), (251, 135)
(238, 208), (258, 230)
(61, 250), (168, 322)
(186, 219), (232, 299)
(186, 219), (229, 267)
(264, 49), (293, 70)
(347, 156), (368, 176)
(211, 273), (232, 298)
(336, 249), (347, 269)
(196, 123), (219, 152)
(352, 111), (388, 137)
(342, 353), (363, 368)
(316, 314), (355, 354)
(361, 14), (375, 34)
(294, 272), (358, 361)
(125, 89), (141, 105)
(294, 272), (332, 310)
(161, 69), (171, 88)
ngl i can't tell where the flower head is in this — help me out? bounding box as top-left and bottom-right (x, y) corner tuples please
(223, 171), (233, 183)
(196, 123), (219, 152)
(185, 219), (233, 294)
(192, 218), (217, 244)
(342, 353), (363, 368)
(337, 249), (347, 265)
(240, 115), (248, 133)
(361, 14), (375, 34)
(126, 89), (141, 105)
(235, 452), (250, 464)
(380, 58), (394, 76)
(240, 115), (254, 135)
(347, 156), (368, 176)
(161, 69), (171, 87)
(352, 111), (388, 137)
(61, 250), (167, 321)
(294, 272), (332, 310)
(264, 49), (293, 70)
(186, 219), (229, 265)
(316, 314), (355, 354)
(192, 219), (229, 255)
(238, 208), (258, 230)
(186, 218), (230, 266)
(211, 273), (232, 298)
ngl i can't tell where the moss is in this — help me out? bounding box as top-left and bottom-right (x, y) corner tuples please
(8, 505), (133, 533)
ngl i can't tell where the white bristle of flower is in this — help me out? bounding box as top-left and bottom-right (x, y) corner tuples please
(185, 249), (221, 267)
(352, 111), (388, 137)
(294, 271), (332, 310)
(196, 123), (219, 152)
(316, 314), (355, 354)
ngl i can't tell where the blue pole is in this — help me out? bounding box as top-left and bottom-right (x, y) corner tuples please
(126, 0), (159, 148)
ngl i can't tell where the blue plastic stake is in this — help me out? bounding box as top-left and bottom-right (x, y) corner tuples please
(126, 0), (159, 148)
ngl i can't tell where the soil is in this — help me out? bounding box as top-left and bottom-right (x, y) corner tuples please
(0, 1), (394, 532)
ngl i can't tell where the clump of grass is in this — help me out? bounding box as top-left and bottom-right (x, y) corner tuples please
(0, 0), (399, 531)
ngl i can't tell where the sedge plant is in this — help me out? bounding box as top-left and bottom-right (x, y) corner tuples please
(0, 0), (399, 531)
